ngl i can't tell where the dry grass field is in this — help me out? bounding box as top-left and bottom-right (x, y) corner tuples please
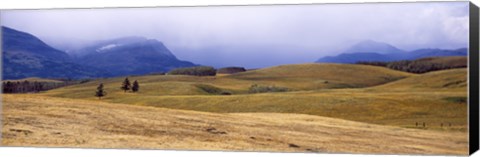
(1, 95), (468, 155)
(45, 64), (413, 97)
(1, 63), (469, 155)
(42, 64), (467, 130)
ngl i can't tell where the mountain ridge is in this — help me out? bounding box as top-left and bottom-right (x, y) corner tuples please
(316, 40), (467, 63)
(1, 26), (110, 79)
(2, 27), (71, 62)
(342, 40), (404, 54)
(75, 36), (196, 76)
(2, 26), (197, 79)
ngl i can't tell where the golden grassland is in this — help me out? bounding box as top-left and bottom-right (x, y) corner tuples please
(374, 68), (467, 91)
(42, 64), (467, 130)
(419, 56), (467, 67)
(1, 94), (468, 155)
(45, 63), (413, 97)
(1, 63), (469, 154)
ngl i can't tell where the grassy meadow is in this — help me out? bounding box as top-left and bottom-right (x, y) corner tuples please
(1, 94), (468, 155)
(2, 63), (469, 154)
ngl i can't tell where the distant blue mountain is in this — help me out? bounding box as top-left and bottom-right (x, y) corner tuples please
(2, 27), (197, 79)
(2, 27), (71, 62)
(73, 36), (196, 76)
(407, 48), (467, 58)
(343, 40), (404, 54)
(317, 52), (397, 63)
(1, 26), (110, 79)
(316, 40), (467, 63)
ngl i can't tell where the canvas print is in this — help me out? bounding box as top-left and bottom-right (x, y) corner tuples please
(0, 2), (472, 155)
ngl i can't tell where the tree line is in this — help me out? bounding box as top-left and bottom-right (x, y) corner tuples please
(167, 66), (217, 76)
(95, 77), (140, 99)
(356, 58), (467, 74)
(2, 80), (75, 93)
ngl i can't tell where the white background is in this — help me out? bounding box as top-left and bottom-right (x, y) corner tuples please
(0, 0), (479, 157)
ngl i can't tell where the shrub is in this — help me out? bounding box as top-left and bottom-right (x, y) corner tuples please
(148, 72), (166, 75)
(248, 84), (289, 93)
(168, 66), (216, 76)
(195, 84), (231, 95)
(79, 79), (91, 84)
(220, 91), (232, 95)
(443, 97), (467, 104)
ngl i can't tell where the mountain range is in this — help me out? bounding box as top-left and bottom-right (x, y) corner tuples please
(2, 27), (110, 79)
(1, 26), (468, 80)
(1, 26), (195, 79)
(70, 36), (195, 76)
(316, 40), (467, 63)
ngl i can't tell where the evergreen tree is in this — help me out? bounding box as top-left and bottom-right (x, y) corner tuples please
(120, 77), (131, 93)
(3, 81), (12, 93)
(95, 83), (107, 99)
(132, 80), (139, 93)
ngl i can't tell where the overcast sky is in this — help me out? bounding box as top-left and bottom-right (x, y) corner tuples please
(0, 2), (469, 68)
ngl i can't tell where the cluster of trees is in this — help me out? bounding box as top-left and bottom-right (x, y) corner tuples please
(2, 80), (74, 93)
(356, 61), (389, 67)
(95, 77), (140, 99)
(356, 58), (467, 74)
(120, 77), (140, 93)
(386, 60), (464, 73)
(167, 66), (216, 76)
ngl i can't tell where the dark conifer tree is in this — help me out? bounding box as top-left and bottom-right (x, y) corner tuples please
(120, 77), (131, 93)
(2, 82), (6, 93)
(22, 80), (29, 93)
(95, 83), (107, 99)
(15, 82), (21, 93)
(132, 80), (139, 93)
(37, 82), (44, 92)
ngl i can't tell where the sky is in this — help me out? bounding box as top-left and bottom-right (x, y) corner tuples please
(0, 2), (470, 68)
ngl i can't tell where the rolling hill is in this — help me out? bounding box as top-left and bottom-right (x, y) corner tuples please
(40, 64), (467, 131)
(225, 63), (413, 89)
(45, 63), (413, 98)
(414, 56), (467, 67)
(373, 68), (467, 90)
(2, 61), (468, 154)
(2, 94), (468, 155)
